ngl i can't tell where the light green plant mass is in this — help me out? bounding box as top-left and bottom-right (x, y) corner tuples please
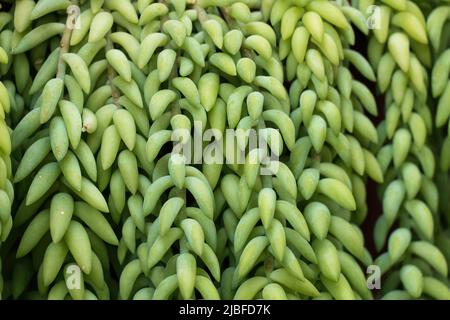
(0, 0), (448, 300)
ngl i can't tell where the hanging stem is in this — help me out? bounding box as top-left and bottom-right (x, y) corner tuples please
(105, 32), (120, 106)
(158, 0), (181, 116)
(56, 0), (79, 79)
